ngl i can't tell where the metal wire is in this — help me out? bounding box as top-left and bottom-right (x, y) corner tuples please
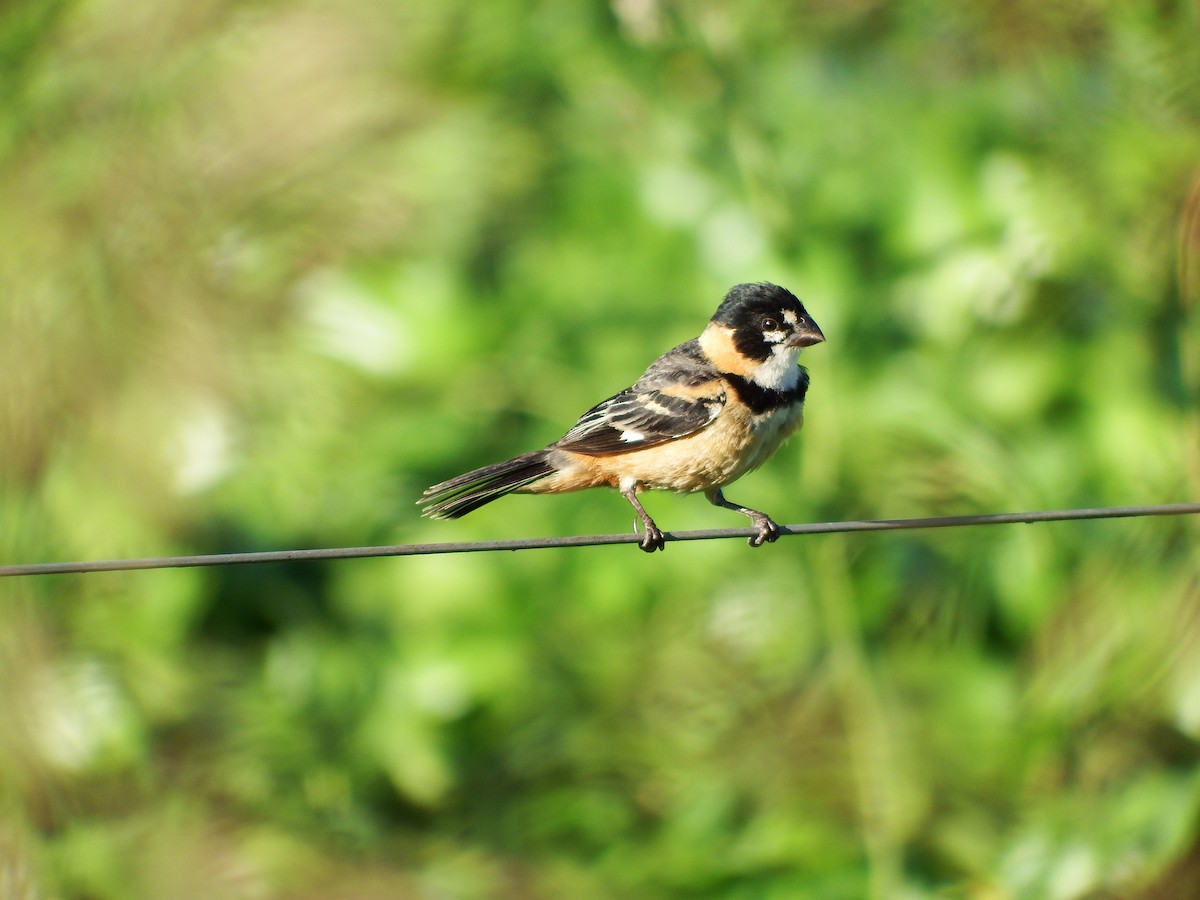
(1, 502), (1198, 578)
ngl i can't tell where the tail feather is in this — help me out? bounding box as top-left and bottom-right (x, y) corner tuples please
(419, 451), (555, 519)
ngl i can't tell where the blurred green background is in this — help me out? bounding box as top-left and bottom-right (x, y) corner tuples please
(2, 0), (1200, 897)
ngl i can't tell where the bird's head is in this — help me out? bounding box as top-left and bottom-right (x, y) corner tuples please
(701, 282), (825, 389)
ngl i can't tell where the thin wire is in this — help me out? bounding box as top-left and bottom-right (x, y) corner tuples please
(1, 502), (1198, 578)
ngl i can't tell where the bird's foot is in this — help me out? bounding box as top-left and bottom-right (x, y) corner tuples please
(747, 514), (780, 547)
(625, 488), (666, 552)
(638, 524), (666, 552)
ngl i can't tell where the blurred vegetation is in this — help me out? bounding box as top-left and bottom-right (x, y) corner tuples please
(2, 0), (1200, 897)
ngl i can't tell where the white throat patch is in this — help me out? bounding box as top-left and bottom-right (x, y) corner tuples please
(752, 344), (802, 390)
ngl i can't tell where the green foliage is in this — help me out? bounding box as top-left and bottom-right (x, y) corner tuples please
(2, 0), (1200, 896)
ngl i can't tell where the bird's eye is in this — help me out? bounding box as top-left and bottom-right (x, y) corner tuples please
(761, 317), (780, 331)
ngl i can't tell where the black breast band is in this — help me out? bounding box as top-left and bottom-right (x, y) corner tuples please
(723, 370), (809, 414)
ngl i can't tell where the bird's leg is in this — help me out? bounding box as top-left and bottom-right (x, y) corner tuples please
(621, 488), (665, 552)
(705, 488), (780, 547)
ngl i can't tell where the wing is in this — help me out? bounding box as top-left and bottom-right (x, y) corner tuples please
(552, 338), (726, 455)
(553, 384), (726, 455)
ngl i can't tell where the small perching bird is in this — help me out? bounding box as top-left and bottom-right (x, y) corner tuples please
(419, 282), (824, 551)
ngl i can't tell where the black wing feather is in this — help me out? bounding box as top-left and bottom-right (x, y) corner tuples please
(553, 389), (724, 455)
(554, 375), (728, 462)
(553, 338), (726, 455)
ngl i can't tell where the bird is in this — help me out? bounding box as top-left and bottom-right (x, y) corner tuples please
(418, 282), (824, 552)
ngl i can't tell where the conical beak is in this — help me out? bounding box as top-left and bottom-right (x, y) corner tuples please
(786, 318), (825, 349)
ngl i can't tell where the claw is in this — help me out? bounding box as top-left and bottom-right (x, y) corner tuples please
(748, 514), (780, 547)
(639, 526), (666, 553)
